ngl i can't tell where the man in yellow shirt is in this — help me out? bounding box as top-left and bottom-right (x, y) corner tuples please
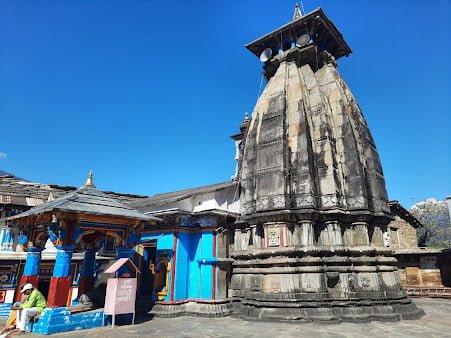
(11, 283), (47, 334)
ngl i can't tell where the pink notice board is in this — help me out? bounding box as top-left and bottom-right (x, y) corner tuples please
(104, 278), (137, 315)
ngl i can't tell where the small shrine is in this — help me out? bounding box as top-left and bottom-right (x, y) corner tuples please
(103, 258), (140, 327)
(4, 172), (160, 334)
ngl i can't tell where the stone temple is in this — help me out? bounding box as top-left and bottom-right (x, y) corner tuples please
(0, 6), (430, 334)
(230, 6), (424, 321)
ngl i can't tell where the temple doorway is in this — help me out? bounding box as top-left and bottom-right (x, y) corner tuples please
(137, 244), (157, 297)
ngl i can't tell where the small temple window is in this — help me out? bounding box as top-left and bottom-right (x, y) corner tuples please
(103, 235), (116, 255)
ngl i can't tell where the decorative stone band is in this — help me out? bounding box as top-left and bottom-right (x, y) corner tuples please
(231, 289), (423, 322)
(232, 256), (399, 272)
(229, 250), (423, 321)
(150, 299), (233, 318)
(231, 220), (388, 252)
(231, 245), (395, 259)
(232, 293), (422, 321)
(239, 209), (392, 225)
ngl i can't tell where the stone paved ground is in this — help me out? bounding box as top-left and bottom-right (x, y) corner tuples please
(1, 298), (451, 337)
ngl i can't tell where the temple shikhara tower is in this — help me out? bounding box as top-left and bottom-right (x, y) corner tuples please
(230, 6), (424, 321)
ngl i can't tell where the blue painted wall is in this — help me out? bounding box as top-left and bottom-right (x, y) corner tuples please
(187, 233), (201, 299)
(157, 233), (174, 251)
(200, 231), (213, 299)
(139, 230), (216, 302)
(174, 232), (189, 300)
(140, 232), (175, 301)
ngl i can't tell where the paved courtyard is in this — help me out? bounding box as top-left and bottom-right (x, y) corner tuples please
(1, 298), (451, 337)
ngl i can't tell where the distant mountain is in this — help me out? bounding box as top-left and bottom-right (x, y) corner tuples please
(0, 169), (14, 176)
(411, 198), (445, 210)
(0, 170), (27, 181)
(411, 198), (451, 248)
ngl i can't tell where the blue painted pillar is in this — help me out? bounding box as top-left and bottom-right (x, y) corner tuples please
(23, 248), (42, 276)
(47, 245), (75, 307)
(0, 227), (6, 251)
(200, 231), (213, 300)
(116, 246), (134, 276)
(78, 248), (96, 295)
(0, 226), (14, 251)
(53, 246), (74, 277)
(81, 249), (96, 277)
(19, 248), (42, 297)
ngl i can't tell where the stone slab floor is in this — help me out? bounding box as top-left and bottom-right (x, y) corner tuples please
(1, 298), (450, 337)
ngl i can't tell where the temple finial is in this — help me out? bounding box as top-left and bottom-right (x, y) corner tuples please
(293, 3), (302, 20)
(85, 170), (95, 188)
(47, 191), (55, 202)
(244, 112), (249, 121)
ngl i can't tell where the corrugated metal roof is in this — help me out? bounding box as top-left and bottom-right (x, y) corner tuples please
(6, 185), (161, 222)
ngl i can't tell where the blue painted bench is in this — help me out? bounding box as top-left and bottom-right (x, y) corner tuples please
(31, 307), (104, 335)
(0, 303), (12, 317)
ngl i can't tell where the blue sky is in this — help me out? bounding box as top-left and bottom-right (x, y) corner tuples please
(0, 0), (449, 208)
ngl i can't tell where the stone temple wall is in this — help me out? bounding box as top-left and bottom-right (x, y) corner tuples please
(231, 51), (424, 321)
(388, 216), (418, 249)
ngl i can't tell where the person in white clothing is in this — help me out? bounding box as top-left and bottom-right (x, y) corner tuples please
(10, 283), (46, 335)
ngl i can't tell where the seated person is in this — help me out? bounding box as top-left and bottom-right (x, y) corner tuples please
(9, 283), (46, 335)
(0, 294), (28, 335)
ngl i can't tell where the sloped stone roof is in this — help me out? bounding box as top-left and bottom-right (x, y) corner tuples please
(6, 185), (161, 222)
(389, 200), (423, 228)
(0, 175), (148, 207)
(132, 181), (237, 208)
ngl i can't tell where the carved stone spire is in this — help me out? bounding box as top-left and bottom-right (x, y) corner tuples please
(231, 112), (250, 181)
(231, 6), (423, 323)
(85, 170), (95, 188)
(240, 112), (249, 132)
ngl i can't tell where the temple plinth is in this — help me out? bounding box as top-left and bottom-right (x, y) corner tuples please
(230, 7), (424, 322)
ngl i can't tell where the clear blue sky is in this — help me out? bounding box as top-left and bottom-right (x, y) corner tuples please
(0, 0), (449, 208)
